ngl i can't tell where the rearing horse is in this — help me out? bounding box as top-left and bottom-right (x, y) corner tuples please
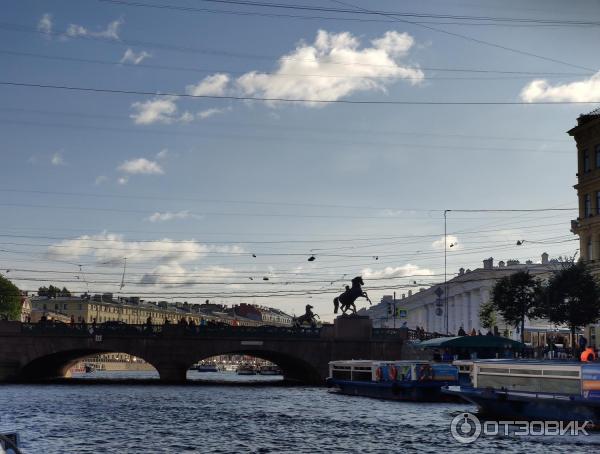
(333, 276), (371, 315)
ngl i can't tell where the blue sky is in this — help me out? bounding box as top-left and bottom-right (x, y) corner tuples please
(1, 0), (599, 319)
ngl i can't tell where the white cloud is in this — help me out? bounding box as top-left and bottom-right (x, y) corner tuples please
(47, 232), (207, 265)
(432, 235), (461, 251)
(51, 151), (65, 166)
(235, 29), (423, 106)
(140, 264), (234, 286)
(198, 107), (229, 119)
(155, 149), (169, 160)
(186, 73), (230, 96)
(94, 175), (108, 185)
(146, 210), (194, 223)
(130, 96), (191, 125)
(520, 71), (600, 102)
(362, 264), (433, 279)
(120, 48), (151, 65)
(117, 176), (128, 185)
(66, 18), (123, 40)
(38, 13), (52, 35)
(118, 158), (164, 175)
(46, 233), (242, 287)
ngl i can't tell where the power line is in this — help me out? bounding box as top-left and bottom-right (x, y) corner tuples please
(98, 0), (600, 27)
(5, 49), (592, 81)
(0, 118), (574, 154)
(2, 81), (600, 105)
(331, 0), (596, 72)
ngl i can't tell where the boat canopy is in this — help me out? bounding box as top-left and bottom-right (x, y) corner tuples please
(417, 336), (525, 350)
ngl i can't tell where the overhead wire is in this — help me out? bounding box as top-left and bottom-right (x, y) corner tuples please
(2, 81), (599, 105)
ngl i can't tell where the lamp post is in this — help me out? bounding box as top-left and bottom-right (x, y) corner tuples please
(444, 209), (450, 335)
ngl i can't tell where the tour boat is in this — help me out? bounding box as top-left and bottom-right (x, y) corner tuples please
(236, 364), (256, 375)
(326, 360), (459, 402)
(444, 360), (600, 424)
(258, 365), (282, 375)
(194, 363), (220, 373)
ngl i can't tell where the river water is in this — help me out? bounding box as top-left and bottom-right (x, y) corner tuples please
(1, 371), (599, 453)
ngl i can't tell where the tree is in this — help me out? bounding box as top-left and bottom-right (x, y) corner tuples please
(479, 300), (497, 332)
(38, 285), (70, 298)
(491, 271), (543, 343)
(539, 262), (600, 355)
(0, 274), (21, 320)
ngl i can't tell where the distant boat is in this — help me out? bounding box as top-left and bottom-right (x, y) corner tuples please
(236, 364), (256, 375)
(194, 363), (220, 373)
(258, 365), (282, 375)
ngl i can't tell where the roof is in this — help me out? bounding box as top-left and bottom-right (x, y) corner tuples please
(416, 335), (525, 350)
(570, 106), (600, 132)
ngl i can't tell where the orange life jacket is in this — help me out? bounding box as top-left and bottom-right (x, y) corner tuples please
(581, 348), (596, 362)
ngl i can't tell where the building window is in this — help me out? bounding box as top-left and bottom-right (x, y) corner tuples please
(588, 237), (593, 261)
(597, 191), (600, 215)
(585, 193), (592, 217)
(596, 144), (600, 168)
(584, 149), (591, 172)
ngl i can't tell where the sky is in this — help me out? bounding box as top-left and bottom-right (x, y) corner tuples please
(1, 0), (599, 320)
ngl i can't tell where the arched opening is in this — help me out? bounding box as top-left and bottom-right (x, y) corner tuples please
(19, 350), (158, 381)
(186, 350), (321, 384)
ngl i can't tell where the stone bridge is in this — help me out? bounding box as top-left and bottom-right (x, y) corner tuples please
(0, 316), (426, 384)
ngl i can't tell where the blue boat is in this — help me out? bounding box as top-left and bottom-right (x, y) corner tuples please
(326, 360), (459, 402)
(444, 360), (600, 424)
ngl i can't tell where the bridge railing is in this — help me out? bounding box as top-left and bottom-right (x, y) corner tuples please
(18, 322), (322, 338)
(372, 327), (450, 341)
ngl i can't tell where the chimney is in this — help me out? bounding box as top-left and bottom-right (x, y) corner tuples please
(541, 252), (549, 265)
(459, 268), (465, 275)
(483, 257), (494, 270)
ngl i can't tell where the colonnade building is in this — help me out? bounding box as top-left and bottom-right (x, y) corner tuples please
(365, 254), (566, 345)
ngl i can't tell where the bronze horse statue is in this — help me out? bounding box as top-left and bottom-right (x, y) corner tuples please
(333, 276), (371, 315)
(293, 304), (319, 328)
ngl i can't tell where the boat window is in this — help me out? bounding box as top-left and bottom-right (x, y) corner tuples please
(509, 369), (542, 376)
(332, 365), (351, 370)
(542, 369), (580, 377)
(353, 367), (372, 371)
(479, 367), (509, 374)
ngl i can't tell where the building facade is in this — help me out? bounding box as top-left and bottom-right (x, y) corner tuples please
(569, 107), (600, 347)
(30, 294), (291, 327)
(364, 255), (569, 346)
(570, 107), (600, 263)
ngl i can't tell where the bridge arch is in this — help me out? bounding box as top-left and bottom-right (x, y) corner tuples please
(19, 348), (159, 381)
(186, 349), (322, 384)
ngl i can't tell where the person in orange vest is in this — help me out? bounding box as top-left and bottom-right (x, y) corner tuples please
(581, 347), (597, 362)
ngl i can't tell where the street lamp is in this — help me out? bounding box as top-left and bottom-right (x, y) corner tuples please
(444, 209), (451, 335)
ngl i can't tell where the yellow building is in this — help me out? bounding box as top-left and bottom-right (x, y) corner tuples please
(570, 108), (600, 262)
(569, 107), (600, 347)
(30, 296), (205, 325)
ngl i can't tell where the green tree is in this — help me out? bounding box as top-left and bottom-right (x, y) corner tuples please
(539, 262), (600, 355)
(0, 274), (21, 320)
(479, 300), (497, 332)
(492, 271), (542, 343)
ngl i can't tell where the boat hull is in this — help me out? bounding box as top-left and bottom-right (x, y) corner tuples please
(328, 379), (460, 402)
(446, 388), (600, 424)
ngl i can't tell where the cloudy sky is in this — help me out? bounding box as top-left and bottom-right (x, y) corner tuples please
(1, 0), (599, 320)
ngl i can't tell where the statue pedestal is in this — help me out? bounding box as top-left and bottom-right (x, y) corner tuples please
(333, 315), (372, 340)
